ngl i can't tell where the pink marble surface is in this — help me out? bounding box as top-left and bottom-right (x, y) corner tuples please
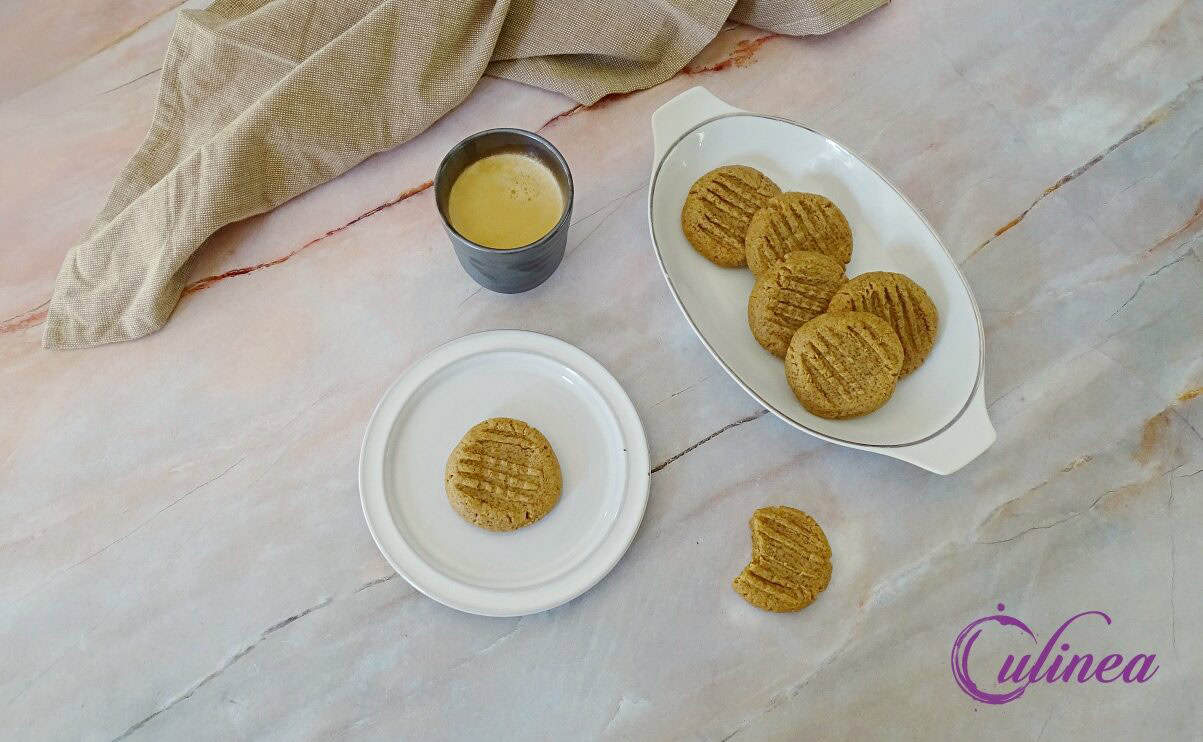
(2, 1), (1202, 739)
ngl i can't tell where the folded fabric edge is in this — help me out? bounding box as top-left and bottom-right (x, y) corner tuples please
(42, 260), (185, 350)
(733, 0), (889, 36)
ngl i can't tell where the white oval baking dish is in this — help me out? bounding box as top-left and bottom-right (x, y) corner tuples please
(647, 86), (994, 474)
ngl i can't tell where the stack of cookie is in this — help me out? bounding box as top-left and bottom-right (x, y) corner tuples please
(681, 165), (939, 419)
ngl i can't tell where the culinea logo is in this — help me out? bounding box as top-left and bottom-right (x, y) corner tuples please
(950, 604), (1159, 704)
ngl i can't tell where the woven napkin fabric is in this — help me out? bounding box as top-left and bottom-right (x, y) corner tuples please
(43, 0), (885, 349)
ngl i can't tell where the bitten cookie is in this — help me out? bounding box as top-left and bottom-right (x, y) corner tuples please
(785, 311), (904, 419)
(827, 271), (939, 376)
(733, 506), (832, 613)
(747, 251), (846, 357)
(445, 418), (562, 531)
(681, 165), (782, 267)
(745, 192), (853, 276)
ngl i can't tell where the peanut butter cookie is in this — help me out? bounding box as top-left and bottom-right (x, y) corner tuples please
(745, 192), (853, 276)
(785, 311), (903, 419)
(827, 271), (939, 376)
(747, 251), (846, 358)
(733, 506), (832, 613)
(681, 165), (782, 267)
(445, 418), (562, 531)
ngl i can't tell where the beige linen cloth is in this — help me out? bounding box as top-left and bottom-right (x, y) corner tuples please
(44, 0), (884, 349)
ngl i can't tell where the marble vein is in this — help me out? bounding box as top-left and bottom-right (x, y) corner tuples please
(570, 183), (645, 228)
(565, 191), (637, 259)
(182, 180), (434, 295)
(1143, 197), (1203, 258)
(977, 487), (1115, 545)
(111, 567), (411, 741)
(475, 618), (525, 657)
(651, 373), (716, 407)
(1109, 242), (1199, 319)
(111, 596), (335, 741)
(98, 67), (161, 97)
(9, 455), (248, 615)
(1097, 352), (1203, 444)
(719, 631), (855, 741)
(965, 72), (1203, 263)
(650, 409), (768, 473)
(532, 32), (782, 132)
(0, 304), (49, 335)
(987, 217), (1201, 412)
(354, 573), (398, 593)
(1035, 709), (1054, 742)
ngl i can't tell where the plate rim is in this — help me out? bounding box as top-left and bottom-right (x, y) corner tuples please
(358, 329), (650, 617)
(647, 111), (985, 449)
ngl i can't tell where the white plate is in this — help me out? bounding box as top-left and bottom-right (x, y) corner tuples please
(359, 330), (649, 617)
(648, 87), (994, 474)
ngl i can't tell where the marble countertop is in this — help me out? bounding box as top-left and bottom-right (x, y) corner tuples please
(3, 1), (1202, 739)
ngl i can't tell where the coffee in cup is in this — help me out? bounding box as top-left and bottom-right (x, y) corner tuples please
(446, 152), (564, 250)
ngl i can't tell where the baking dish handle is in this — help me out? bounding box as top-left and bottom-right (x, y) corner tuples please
(651, 86), (743, 166)
(885, 384), (996, 475)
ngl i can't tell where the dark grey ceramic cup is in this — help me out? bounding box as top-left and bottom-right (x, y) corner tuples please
(435, 128), (573, 294)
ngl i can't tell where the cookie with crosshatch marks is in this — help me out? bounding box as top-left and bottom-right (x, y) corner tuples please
(733, 506), (832, 612)
(445, 418), (562, 531)
(681, 165), (782, 267)
(747, 251), (846, 358)
(785, 311), (904, 419)
(827, 271), (939, 376)
(745, 192), (853, 277)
